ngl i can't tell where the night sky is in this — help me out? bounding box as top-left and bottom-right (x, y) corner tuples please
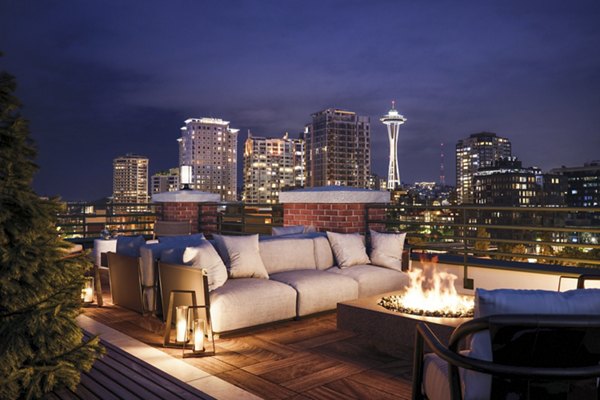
(1, 1), (599, 201)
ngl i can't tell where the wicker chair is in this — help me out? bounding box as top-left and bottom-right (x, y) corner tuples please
(413, 314), (600, 400)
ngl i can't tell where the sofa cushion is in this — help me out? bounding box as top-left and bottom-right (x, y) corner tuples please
(313, 236), (335, 270)
(158, 233), (205, 247)
(213, 234), (269, 279)
(327, 264), (409, 297)
(270, 270), (359, 316)
(209, 278), (297, 333)
(369, 230), (406, 271)
(326, 232), (370, 268)
(259, 238), (316, 274)
(183, 241), (228, 291)
(272, 225), (305, 236)
(116, 235), (145, 257)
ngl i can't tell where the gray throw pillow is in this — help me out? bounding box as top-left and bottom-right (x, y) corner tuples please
(369, 230), (406, 271)
(213, 234), (268, 279)
(326, 231), (370, 268)
(183, 241), (228, 291)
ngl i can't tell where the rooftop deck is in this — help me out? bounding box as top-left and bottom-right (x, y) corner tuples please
(81, 278), (413, 400)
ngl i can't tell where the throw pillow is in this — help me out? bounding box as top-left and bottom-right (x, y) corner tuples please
(272, 225), (305, 236)
(116, 235), (145, 257)
(326, 231), (370, 268)
(369, 230), (406, 271)
(183, 241), (228, 291)
(212, 234), (269, 279)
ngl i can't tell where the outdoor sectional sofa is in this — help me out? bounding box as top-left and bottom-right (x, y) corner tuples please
(108, 230), (411, 335)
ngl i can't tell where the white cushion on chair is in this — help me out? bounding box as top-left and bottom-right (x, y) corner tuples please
(423, 351), (470, 400)
(460, 288), (600, 399)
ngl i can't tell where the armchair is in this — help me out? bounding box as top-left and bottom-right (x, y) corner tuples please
(413, 287), (600, 399)
(413, 314), (600, 400)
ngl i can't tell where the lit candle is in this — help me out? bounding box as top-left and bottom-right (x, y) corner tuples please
(193, 319), (205, 352)
(83, 287), (94, 303)
(82, 277), (94, 303)
(175, 306), (189, 343)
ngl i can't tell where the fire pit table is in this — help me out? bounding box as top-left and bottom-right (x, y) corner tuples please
(337, 291), (472, 358)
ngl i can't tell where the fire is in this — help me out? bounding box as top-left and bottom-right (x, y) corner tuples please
(378, 255), (474, 318)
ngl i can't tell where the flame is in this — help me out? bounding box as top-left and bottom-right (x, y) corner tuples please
(379, 255), (474, 317)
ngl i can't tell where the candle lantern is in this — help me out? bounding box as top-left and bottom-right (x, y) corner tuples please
(175, 305), (189, 343)
(193, 319), (205, 352)
(82, 277), (94, 304)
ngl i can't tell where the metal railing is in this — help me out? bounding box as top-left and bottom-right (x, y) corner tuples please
(199, 202), (284, 236)
(57, 201), (283, 246)
(57, 202), (163, 247)
(365, 204), (600, 288)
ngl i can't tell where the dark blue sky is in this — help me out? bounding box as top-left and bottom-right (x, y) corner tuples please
(1, 0), (599, 201)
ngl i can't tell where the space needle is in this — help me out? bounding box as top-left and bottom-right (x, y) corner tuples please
(380, 101), (406, 190)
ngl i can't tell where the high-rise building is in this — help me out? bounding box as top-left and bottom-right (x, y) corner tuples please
(550, 161), (600, 208)
(178, 118), (239, 201)
(112, 154), (149, 206)
(151, 167), (180, 195)
(473, 157), (566, 207)
(455, 132), (511, 204)
(380, 102), (406, 190)
(242, 132), (305, 204)
(305, 108), (370, 188)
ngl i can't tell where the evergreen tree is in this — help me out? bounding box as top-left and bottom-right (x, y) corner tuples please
(0, 66), (103, 398)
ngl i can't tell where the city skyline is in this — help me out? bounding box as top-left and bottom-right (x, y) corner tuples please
(1, 1), (599, 200)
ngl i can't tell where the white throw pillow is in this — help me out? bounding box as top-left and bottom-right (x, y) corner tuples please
(369, 230), (406, 271)
(326, 231), (370, 268)
(212, 234), (269, 279)
(183, 241), (228, 291)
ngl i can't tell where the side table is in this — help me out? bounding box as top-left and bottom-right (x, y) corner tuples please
(92, 238), (117, 306)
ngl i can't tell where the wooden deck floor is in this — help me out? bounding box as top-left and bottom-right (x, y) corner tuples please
(47, 332), (213, 400)
(83, 287), (413, 399)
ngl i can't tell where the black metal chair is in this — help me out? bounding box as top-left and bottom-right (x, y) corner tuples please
(413, 314), (600, 400)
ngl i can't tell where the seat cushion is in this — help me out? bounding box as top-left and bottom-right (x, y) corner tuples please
(209, 278), (297, 333)
(270, 270), (359, 316)
(327, 264), (409, 297)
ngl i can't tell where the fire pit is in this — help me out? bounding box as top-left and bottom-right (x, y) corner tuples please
(377, 259), (474, 318)
(337, 258), (473, 357)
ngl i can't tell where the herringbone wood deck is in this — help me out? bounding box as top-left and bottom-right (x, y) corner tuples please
(83, 275), (413, 400)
